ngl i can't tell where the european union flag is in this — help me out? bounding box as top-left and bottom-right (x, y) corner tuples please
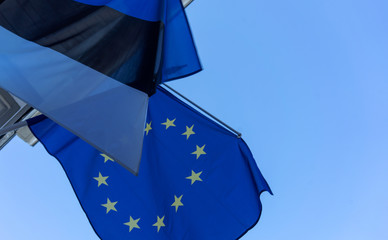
(28, 87), (271, 239)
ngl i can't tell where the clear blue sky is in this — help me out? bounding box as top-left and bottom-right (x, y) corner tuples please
(1, 0), (388, 239)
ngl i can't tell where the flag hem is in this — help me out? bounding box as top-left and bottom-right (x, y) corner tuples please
(236, 189), (272, 240)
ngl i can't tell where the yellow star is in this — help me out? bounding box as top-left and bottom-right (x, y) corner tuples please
(144, 121), (152, 135)
(186, 170), (203, 185)
(152, 216), (166, 232)
(161, 118), (176, 129)
(182, 124), (195, 139)
(93, 172), (108, 187)
(171, 195), (183, 212)
(101, 198), (117, 214)
(100, 153), (114, 163)
(191, 144), (206, 159)
(124, 216), (140, 232)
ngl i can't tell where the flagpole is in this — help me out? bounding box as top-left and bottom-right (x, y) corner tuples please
(0, 120), (27, 136)
(162, 84), (242, 138)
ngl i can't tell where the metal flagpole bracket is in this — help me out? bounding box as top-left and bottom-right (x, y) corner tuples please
(182, 0), (195, 8)
(162, 84), (242, 138)
(0, 87), (41, 149)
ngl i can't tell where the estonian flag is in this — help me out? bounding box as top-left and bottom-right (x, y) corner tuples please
(0, 0), (201, 174)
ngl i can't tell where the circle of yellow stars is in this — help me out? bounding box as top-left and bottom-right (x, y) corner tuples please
(93, 116), (207, 234)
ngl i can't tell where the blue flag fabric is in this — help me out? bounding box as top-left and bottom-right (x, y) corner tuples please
(28, 87), (271, 239)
